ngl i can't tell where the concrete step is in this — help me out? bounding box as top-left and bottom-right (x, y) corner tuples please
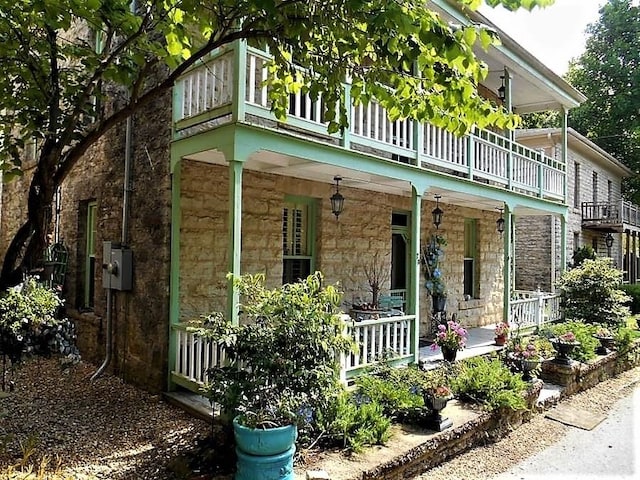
(164, 390), (213, 422)
(536, 382), (564, 409)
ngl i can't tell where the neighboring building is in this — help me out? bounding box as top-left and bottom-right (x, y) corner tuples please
(0, 1), (585, 393)
(515, 128), (639, 291)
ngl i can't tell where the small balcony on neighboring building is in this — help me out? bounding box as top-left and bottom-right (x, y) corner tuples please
(581, 200), (640, 233)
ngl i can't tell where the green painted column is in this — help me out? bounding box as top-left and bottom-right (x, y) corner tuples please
(559, 214), (567, 284)
(410, 185), (424, 364)
(560, 107), (569, 205)
(503, 203), (512, 324)
(167, 159), (181, 390)
(228, 160), (244, 325)
(232, 40), (248, 124)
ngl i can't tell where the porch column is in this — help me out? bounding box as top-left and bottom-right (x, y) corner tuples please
(502, 203), (512, 324)
(228, 160), (244, 325)
(409, 185), (423, 364)
(633, 231), (638, 284)
(626, 230), (631, 283)
(559, 214), (567, 279)
(167, 158), (182, 391)
(560, 107), (569, 205)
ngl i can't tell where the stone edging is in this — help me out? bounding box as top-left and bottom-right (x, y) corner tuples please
(319, 339), (640, 480)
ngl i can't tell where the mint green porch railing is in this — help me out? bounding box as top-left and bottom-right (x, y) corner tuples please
(510, 290), (562, 331)
(173, 44), (567, 203)
(171, 313), (417, 393)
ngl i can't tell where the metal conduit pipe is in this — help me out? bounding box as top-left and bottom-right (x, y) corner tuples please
(90, 289), (113, 381)
(90, 113), (134, 381)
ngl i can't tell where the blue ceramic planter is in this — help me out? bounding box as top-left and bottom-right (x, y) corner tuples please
(233, 417), (298, 456)
(235, 445), (295, 480)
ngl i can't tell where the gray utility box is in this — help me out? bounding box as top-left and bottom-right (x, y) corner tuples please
(102, 241), (133, 290)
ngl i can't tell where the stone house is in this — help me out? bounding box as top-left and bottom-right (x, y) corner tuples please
(0, 1), (585, 393)
(515, 128), (640, 292)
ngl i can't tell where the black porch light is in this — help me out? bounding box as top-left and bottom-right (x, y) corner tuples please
(330, 175), (345, 219)
(432, 194), (443, 230)
(496, 207), (505, 234)
(498, 75), (506, 101)
(605, 232), (614, 248)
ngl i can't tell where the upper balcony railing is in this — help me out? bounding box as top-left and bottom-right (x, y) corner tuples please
(173, 43), (566, 202)
(582, 200), (640, 230)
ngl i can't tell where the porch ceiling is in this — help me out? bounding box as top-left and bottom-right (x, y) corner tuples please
(183, 148), (553, 215)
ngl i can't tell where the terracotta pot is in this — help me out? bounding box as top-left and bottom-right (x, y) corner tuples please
(494, 334), (507, 346)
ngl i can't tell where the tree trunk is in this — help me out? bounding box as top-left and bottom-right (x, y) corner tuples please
(0, 156), (56, 290)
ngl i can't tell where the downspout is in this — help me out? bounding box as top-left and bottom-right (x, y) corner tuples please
(91, 114), (134, 381)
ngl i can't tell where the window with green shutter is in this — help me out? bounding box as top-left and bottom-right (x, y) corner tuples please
(282, 197), (316, 284)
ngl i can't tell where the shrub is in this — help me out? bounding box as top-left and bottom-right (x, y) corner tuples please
(354, 372), (422, 415)
(449, 357), (528, 411)
(0, 277), (79, 365)
(539, 321), (598, 362)
(619, 284), (640, 315)
(556, 257), (630, 326)
(192, 272), (353, 436)
(571, 245), (596, 267)
(322, 391), (391, 453)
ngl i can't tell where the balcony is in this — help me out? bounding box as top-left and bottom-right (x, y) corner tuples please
(173, 44), (566, 203)
(581, 201), (640, 232)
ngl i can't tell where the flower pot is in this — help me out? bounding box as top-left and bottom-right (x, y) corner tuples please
(594, 335), (614, 355)
(423, 394), (453, 431)
(235, 446), (295, 480)
(233, 417), (298, 456)
(520, 359), (542, 381)
(432, 294), (447, 313)
(441, 346), (457, 362)
(494, 334), (507, 346)
(550, 339), (580, 365)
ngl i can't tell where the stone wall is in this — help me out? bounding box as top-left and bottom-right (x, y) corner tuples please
(0, 94), (173, 392)
(515, 215), (552, 291)
(179, 163), (506, 332)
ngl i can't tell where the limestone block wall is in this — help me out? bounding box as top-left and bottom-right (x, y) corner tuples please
(179, 166), (505, 333)
(514, 215), (553, 291)
(0, 94), (173, 392)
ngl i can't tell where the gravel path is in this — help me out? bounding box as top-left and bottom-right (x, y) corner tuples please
(0, 357), (210, 479)
(415, 366), (640, 480)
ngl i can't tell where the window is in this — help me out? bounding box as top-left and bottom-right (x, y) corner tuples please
(573, 232), (580, 253)
(84, 201), (97, 308)
(592, 171), (598, 204)
(282, 197), (315, 284)
(607, 179), (613, 203)
(573, 162), (580, 209)
(592, 236), (598, 254)
(464, 219), (478, 298)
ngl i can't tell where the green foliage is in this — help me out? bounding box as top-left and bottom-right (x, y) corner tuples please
(614, 327), (639, 354)
(519, 110), (560, 129)
(619, 284), (640, 314)
(571, 245), (596, 268)
(192, 272), (352, 433)
(566, 0), (640, 202)
(556, 257), (630, 326)
(0, 0), (558, 284)
(354, 374), (423, 415)
(449, 356), (528, 411)
(540, 321), (598, 362)
(322, 391), (391, 453)
(0, 277), (78, 364)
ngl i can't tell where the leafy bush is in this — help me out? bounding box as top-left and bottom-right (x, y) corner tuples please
(614, 327), (640, 354)
(571, 245), (596, 267)
(354, 373), (422, 415)
(449, 357), (528, 411)
(620, 284), (640, 315)
(321, 391), (391, 453)
(192, 272), (353, 436)
(539, 321), (598, 362)
(0, 277), (79, 365)
(556, 257), (630, 326)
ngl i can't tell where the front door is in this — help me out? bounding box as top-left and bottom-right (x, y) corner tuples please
(391, 212), (409, 311)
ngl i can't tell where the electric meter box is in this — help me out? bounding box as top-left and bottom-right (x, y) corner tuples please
(102, 241), (133, 290)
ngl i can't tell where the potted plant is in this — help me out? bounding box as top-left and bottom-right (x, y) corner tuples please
(593, 326), (615, 355)
(421, 385), (453, 431)
(506, 338), (546, 381)
(550, 331), (580, 365)
(431, 319), (467, 362)
(494, 322), (510, 346)
(192, 272), (352, 479)
(422, 234), (447, 312)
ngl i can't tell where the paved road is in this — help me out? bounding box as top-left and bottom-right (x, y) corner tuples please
(491, 387), (639, 480)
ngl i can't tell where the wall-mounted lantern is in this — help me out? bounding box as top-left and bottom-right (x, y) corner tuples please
(330, 175), (345, 220)
(496, 207), (505, 234)
(432, 194), (443, 230)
